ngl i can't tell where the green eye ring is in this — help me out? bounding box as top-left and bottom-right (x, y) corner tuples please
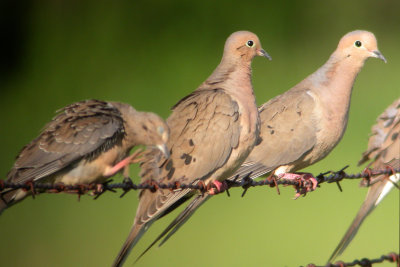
(246, 40), (254, 47)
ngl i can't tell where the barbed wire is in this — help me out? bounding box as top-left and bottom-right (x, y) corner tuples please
(303, 252), (399, 267)
(0, 166), (398, 199)
(1, 171), (398, 267)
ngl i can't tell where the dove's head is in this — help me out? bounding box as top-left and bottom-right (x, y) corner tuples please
(223, 31), (271, 63)
(137, 112), (170, 158)
(336, 30), (386, 63)
(115, 102), (170, 158)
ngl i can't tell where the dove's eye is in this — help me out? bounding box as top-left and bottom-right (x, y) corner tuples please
(354, 40), (362, 47)
(246, 40), (254, 47)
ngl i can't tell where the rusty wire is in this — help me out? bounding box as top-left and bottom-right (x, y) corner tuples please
(303, 252), (399, 267)
(0, 166), (398, 198)
(1, 170), (398, 267)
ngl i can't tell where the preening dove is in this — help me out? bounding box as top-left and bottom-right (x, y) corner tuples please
(328, 98), (400, 263)
(0, 99), (169, 213)
(112, 31), (270, 266)
(147, 30), (387, 251)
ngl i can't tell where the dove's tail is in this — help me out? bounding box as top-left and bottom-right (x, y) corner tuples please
(133, 194), (209, 264)
(328, 172), (399, 263)
(159, 193), (209, 247)
(112, 221), (151, 267)
(0, 189), (27, 215)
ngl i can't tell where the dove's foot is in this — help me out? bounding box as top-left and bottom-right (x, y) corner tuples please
(276, 172), (318, 199)
(208, 180), (228, 195)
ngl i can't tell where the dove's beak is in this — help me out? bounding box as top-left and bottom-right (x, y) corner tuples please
(257, 49), (272, 60)
(157, 144), (170, 158)
(371, 50), (387, 63)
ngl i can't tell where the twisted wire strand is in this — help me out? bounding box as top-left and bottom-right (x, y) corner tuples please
(0, 167), (398, 198)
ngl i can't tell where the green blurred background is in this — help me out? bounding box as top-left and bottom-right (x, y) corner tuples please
(0, 0), (398, 266)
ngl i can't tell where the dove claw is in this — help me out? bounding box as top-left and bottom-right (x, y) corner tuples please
(208, 180), (228, 195)
(277, 172), (318, 199)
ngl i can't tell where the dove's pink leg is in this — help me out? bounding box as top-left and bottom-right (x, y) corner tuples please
(103, 154), (136, 178)
(276, 172), (318, 199)
(103, 149), (144, 178)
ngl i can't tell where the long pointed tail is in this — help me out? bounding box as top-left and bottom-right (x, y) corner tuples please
(327, 174), (398, 263)
(112, 222), (149, 267)
(159, 194), (209, 247)
(134, 194), (209, 263)
(0, 196), (8, 214)
(0, 189), (27, 215)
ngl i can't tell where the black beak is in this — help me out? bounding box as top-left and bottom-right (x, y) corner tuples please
(372, 50), (387, 63)
(257, 49), (272, 60)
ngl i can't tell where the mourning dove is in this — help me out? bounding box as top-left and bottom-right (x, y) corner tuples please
(328, 98), (400, 263)
(112, 31), (270, 266)
(147, 30), (387, 250)
(0, 99), (169, 213)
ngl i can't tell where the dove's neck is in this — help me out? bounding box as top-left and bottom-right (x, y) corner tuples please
(203, 58), (254, 97)
(304, 52), (367, 147)
(311, 52), (366, 116)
